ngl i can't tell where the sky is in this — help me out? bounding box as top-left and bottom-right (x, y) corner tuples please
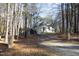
(37, 3), (61, 19)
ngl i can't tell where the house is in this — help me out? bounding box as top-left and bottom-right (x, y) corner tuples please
(36, 23), (55, 34)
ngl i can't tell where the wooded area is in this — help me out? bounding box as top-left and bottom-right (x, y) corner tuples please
(0, 3), (79, 56)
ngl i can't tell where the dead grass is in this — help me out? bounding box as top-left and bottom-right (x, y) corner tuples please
(0, 43), (57, 56)
(55, 33), (79, 44)
(57, 33), (79, 39)
(0, 35), (59, 56)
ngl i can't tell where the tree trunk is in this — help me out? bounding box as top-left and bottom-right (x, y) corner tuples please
(61, 3), (65, 33)
(5, 3), (10, 44)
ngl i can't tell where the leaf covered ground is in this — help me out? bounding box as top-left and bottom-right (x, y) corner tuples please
(0, 35), (60, 56)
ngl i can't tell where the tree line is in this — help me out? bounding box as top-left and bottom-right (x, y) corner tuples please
(60, 3), (79, 40)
